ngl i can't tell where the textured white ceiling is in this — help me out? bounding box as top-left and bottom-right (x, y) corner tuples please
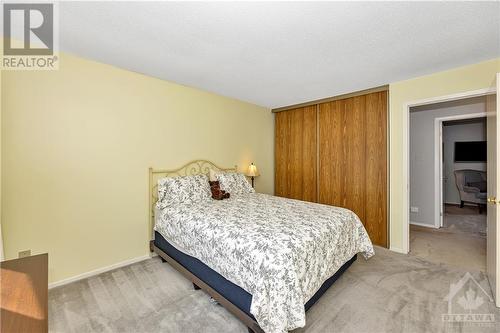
(57, 1), (499, 108)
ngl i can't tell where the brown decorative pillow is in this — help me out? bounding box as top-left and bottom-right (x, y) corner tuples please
(209, 181), (230, 200)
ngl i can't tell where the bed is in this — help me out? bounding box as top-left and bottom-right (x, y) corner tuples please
(148, 160), (374, 333)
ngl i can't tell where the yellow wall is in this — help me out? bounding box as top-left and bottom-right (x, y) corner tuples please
(389, 57), (500, 251)
(1, 52), (273, 283)
(0, 68), (3, 260)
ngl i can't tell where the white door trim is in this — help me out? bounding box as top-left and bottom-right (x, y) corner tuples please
(434, 112), (488, 228)
(402, 87), (495, 254)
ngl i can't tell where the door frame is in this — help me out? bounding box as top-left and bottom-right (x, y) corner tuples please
(402, 88), (495, 254)
(434, 112), (488, 228)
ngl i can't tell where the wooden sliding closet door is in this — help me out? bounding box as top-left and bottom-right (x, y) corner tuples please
(364, 92), (388, 246)
(318, 91), (387, 247)
(275, 106), (317, 202)
(319, 96), (367, 221)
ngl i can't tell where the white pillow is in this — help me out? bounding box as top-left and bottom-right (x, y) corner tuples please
(217, 173), (255, 195)
(157, 174), (211, 209)
(209, 168), (219, 182)
(208, 168), (232, 181)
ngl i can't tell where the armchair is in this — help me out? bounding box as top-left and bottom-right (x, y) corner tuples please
(454, 169), (487, 213)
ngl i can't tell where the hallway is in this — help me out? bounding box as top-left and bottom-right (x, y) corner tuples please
(410, 204), (486, 271)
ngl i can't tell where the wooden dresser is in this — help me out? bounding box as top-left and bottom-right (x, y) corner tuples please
(1, 254), (48, 333)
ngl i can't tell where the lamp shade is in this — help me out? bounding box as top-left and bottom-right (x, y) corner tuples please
(246, 163), (260, 177)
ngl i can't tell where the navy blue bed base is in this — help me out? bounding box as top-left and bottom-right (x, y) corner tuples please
(154, 231), (357, 319)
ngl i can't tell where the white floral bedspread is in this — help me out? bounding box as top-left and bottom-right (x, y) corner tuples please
(155, 193), (374, 333)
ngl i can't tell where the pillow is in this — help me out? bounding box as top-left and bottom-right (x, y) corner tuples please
(209, 169), (219, 182)
(157, 174), (211, 209)
(217, 173), (255, 195)
(208, 168), (232, 181)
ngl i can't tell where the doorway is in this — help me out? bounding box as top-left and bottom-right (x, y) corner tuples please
(408, 96), (488, 271)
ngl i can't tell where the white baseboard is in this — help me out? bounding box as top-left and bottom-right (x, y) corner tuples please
(49, 254), (154, 289)
(410, 221), (439, 229)
(389, 246), (407, 254)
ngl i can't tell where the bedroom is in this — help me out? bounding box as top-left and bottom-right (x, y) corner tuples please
(0, 1), (499, 333)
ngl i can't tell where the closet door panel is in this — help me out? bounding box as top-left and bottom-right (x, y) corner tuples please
(275, 110), (290, 198)
(318, 91), (387, 247)
(319, 101), (344, 206)
(289, 109), (305, 198)
(343, 96), (366, 222)
(365, 91), (388, 246)
(300, 106), (318, 202)
(274, 106), (317, 201)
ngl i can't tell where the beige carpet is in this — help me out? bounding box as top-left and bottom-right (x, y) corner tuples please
(49, 247), (499, 333)
(410, 205), (486, 271)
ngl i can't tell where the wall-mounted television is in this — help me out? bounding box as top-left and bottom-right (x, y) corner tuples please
(454, 141), (487, 162)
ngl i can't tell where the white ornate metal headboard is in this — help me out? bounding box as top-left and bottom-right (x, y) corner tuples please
(148, 160), (237, 239)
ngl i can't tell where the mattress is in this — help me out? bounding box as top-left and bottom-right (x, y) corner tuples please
(154, 230), (357, 320)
